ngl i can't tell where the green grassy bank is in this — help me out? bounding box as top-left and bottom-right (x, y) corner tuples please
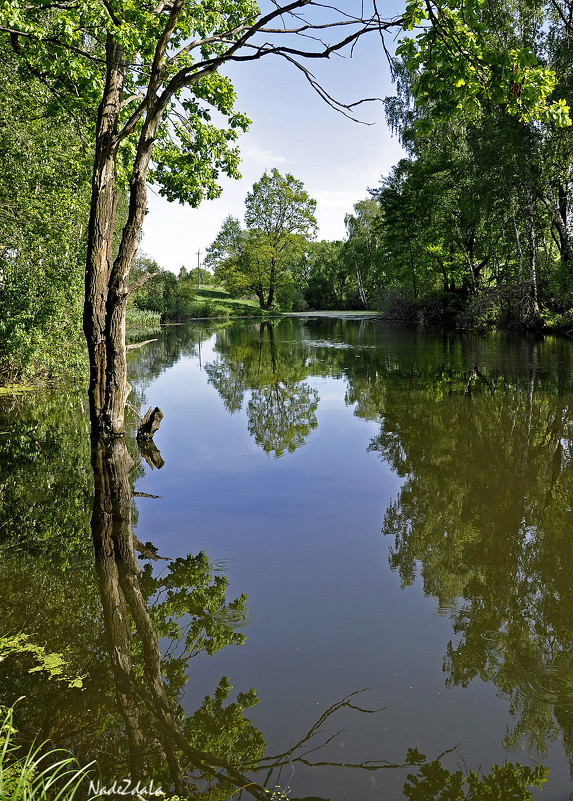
(184, 287), (279, 320)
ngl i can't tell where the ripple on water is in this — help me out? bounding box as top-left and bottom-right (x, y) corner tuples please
(208, 558), (238, 572)
(212, 606), (249, 627)
(480, 630), (505, 642)
(435, 603), (457, 617)
(517, 663), (573, 707)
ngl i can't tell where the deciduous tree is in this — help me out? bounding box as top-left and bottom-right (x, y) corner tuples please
(1, 0), (568, 430)
(207, 169), (317, 309)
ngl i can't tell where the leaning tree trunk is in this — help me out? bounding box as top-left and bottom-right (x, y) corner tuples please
(84, 33), (169, 437)
(84, 34), (125, 434)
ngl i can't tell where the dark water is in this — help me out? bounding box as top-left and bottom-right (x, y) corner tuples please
(1, 318), (573, 800)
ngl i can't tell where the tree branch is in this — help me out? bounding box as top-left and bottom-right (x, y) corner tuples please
(117, 1), (401, 142)
(127, 271), (160, 298)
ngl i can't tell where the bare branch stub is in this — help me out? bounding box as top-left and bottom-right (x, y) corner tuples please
(127, 271), (161, 297)
(136, 406), (164, 441)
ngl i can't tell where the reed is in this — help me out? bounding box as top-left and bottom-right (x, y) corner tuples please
(0, 707), (96, 800)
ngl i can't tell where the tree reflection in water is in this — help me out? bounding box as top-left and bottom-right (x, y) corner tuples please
(367, 339), (573, 780)
(90, 434), (465, 800)
(90, 434), (269, 798)
(0, 324), (561, 799)
(206, 322), (318, 457)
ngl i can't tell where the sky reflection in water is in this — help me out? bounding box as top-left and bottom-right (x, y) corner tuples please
(130, 319), (573, 799)
(1, 318), (573, 799)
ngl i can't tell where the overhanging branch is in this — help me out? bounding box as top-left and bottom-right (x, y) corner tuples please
(116, 2), (402, 142)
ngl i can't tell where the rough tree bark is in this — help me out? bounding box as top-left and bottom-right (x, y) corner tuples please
(85, 8), (186, 435)
(84, 34), (125, 435)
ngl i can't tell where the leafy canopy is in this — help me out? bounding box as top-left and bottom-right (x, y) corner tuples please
(398, 0), (571, 128)
(0, 0), (257, 200)
(245, 168), (318, 244)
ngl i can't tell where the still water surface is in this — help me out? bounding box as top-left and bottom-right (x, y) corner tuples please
(1, 318), (573, 799)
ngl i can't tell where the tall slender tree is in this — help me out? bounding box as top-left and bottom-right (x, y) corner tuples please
(207, 169), (317, 309)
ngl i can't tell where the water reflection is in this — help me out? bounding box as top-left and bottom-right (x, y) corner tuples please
(89, 432), (469, 798)
(206, 322), (318, 456)
(364, 336), (573, 778)
(0, 383), (454, 800)
(400, 754), (547, 800)
(90, 435), (271, 798)
(3, 322), (572, 798)
(201, 321), (573, 789)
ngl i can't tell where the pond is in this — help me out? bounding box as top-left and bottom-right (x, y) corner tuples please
(1, 317), (573, 800)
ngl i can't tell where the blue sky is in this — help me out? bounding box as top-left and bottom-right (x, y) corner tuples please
(141, 3), (406, 274)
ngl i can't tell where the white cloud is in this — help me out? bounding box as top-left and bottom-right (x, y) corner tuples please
(241, 144), (290, 165)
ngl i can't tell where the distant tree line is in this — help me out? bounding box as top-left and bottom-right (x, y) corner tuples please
(204, 171), (386, 313)
(208, 134), (573, 329)
(205, 0), (573, 330)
